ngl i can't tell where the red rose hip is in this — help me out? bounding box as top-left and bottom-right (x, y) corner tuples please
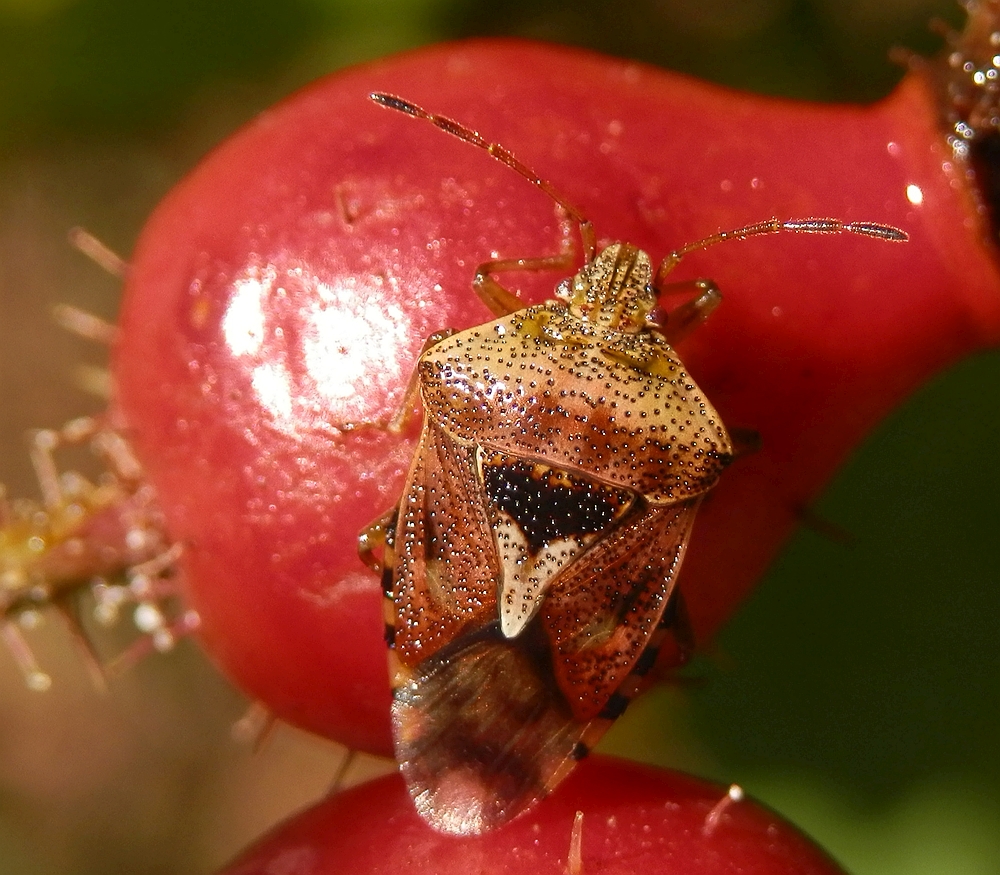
(112, 39), (1000, 754)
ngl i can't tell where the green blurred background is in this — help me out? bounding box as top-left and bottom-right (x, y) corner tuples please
(1, 0), (997, 872)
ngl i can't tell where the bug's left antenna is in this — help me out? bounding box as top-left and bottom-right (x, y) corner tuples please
(370, 93), (597, 262)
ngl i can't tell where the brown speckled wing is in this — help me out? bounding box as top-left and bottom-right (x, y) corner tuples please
(389, 461), (701, 834)
(542, 497), (702, 722)
(390, 421), (498, 665)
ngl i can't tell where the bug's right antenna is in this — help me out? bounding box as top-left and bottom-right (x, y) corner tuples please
(656, 217), (908, 285)
(370, 93), (597, 262)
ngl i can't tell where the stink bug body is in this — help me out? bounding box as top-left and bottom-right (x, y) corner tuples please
(361, 93), (906, 835)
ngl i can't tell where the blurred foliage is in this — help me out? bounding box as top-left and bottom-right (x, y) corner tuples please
(0, 0), (997, 873)
(0, 0), (321, 142)
(683, 349), (1000, 871)
(0, 0), (965, 149)
(693, 350), (1000, 798)
(439, 0), (959, 100)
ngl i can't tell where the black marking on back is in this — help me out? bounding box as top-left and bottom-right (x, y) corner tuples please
(481, 458), (631, 555)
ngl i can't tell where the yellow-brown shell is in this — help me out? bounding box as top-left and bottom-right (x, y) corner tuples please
(419, 299), (732, 504)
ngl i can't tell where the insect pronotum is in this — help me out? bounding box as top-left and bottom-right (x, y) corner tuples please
(360, 92), (907, 835)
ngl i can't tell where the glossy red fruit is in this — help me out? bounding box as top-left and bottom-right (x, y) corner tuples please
(219, 756), (848, 875)
(113, 39), (1000, 752)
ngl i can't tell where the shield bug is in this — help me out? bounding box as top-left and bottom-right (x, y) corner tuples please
(360, 93), (906, 835)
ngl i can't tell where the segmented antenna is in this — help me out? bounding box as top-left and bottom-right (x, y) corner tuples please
(369, 92), (908, 289)
(656, 216), (907, 284)
(371, 92), (597, 261)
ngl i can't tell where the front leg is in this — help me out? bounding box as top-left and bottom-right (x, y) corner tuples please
(472, 208), (581, 317)
(654, 279), (723, 347)
(358, 507), (401, 651)
(341, 328), (455, 435)
(358, 507), (397, 575)
(473, 249), (577, 317)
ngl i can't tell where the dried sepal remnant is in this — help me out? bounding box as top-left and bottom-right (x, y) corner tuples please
(0, 417), (188, 688)
(360, 93), (907, 835)
(920, 1), (1000, 155)
(913, 0), (1000, 235)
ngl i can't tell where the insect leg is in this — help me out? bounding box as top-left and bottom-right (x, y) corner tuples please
(472, 208), (579, 317)
(474, 250), (577, 316)
(384, 328), (457, 431)
(662, 587), (696, 664)
(358, 507), (396, 573)
(341, 328), (457, 434)
(728, 426), (762, 459)
(654, 278), (723, 346)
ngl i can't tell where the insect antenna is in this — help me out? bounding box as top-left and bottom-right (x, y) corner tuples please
(370, 92), (598, 262)
(655, 216), (907, 286)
